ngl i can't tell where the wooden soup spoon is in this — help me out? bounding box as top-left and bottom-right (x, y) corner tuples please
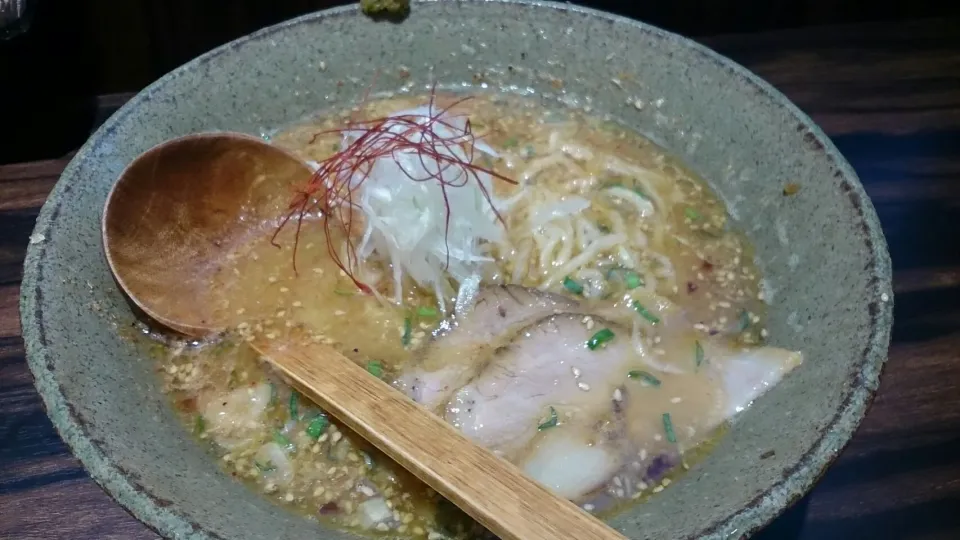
(101, 132), (626, 540)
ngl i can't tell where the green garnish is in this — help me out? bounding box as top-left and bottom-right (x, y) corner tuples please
(684, 207), (702, 221)
(417, 306), (438, 318)
(628, 370), (661, 387)
(662, 413), (677, 444)
(503, 137), (519, 148)
(254, 460), (277, 473)
(598, 224), (611, 234)
(634, 187), (651, 200)
(587, 328), (616, 350)
(695, 341), (705, 369)
(606, 267), (644, 290)
(537, 406), (559, 431)
(274, 431), (295, 452)
(738, 310), (752, 332)
(623, 270), (643, 290)
(366, 360), (384, 378)
(193, 415), (206, 434)
(360, 0), (411, 18)
(306, 415), (329, 440)
(289, 391), (300, 420)
(334, 288), (354, 296)
(523, 145), (536, 158)
(631, 301), (661, 324)
(402, 317), (412, 346)
(562, 276), (584, 295)
(269, 382), (277, 405)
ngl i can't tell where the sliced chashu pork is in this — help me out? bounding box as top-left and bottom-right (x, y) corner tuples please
(394, 285), (802, 503)
(446, 313), (633, 459)
(394, 285), (577, 411)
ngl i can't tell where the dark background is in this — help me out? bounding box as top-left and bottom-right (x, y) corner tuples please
(1, 0), (959, 164)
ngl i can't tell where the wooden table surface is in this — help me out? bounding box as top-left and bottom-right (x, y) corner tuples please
(2, 17), (959, 540)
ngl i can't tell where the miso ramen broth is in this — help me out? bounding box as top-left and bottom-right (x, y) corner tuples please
(156, 93), (801, 539)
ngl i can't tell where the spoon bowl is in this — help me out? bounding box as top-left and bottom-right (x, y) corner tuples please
(102, 132), (313, 336)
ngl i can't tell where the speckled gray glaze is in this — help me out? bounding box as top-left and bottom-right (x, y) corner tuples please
(20, 2), (892, 539)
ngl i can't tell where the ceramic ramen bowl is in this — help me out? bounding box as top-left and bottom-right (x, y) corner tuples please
(20, 1), (892, 538)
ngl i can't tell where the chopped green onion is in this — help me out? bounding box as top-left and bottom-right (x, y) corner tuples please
(662, 413), (677, 444)
(361, 452), (375, 468)
(684, 207), (702, 221)
(738, 310), (752, 332)
(597, 223), (611, 234)
(628, 370), (661, 387)
(523, 145), (536, 158)
(695, 341), (705, 369)
(193, 414), (206, 434)
(632, 301), (661, 324)
(306, 415), (329, 440)
(537, 406), (559, 431)
(334, 288), (354, 296)
(401, 317), (412, 346)
(634, 187), (651, 200)
(587, 328), (616, 350)
(366, 360), (384, 378)
(269, 382), (277, 405)
(254, 460), (277, 473)
(563, 276), (584, 295)
(503, 137), (519, 148)
(274, 431), (295, 452)
(624, 271), (643, 290)
(289, 391), (300, 420)
(417, 306), (438, 318)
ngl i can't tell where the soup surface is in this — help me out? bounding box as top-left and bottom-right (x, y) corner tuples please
(155, 93), (801, 539)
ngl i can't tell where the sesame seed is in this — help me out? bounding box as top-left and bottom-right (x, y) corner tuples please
(268, 276), (277, 283)
(583, 503), (595, 511)
(881, 292), (890, 302)
(652, 485), (664, 493)
(671, 397), (682, 404)
(292, 301), (302, 307)
(613, 388), (623, 401)
(279, 287), (289, 293)
(578, 382), (591, 391)
(571, 367), (582, 378)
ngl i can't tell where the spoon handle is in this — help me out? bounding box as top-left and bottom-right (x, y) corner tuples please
(251, 337), (626, 540)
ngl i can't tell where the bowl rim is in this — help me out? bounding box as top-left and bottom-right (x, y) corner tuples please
(20, 1), (894, 538)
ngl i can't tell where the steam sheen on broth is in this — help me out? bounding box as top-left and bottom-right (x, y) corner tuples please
(156, 93), (801, 539)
